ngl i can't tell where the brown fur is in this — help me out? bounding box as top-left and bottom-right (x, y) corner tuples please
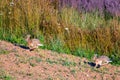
(93, 54), (112, 68)
(25, 35), (43, 51)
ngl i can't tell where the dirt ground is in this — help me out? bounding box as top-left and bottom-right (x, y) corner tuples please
(0, 40), (120, 80)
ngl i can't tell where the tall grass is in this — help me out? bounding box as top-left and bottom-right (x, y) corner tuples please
(60, 8), (105, 29)
(0, 0), (58, 37)
(0, 0), (120, 64)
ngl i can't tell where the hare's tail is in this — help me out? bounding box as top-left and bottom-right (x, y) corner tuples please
(106, 60), (112, 63)
(108, 60), (112, 62)
(37, 44), (43, 46)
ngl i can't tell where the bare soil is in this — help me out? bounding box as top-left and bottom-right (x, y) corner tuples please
(0, 40), (120, 80)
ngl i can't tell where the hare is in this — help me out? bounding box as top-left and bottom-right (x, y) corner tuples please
(93, 54), (112, 68)
(25, 34), (43, 51)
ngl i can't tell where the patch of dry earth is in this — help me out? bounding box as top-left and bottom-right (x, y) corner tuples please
(0, 41), (120, 80)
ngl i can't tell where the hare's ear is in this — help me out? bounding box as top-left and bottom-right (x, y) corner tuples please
(93, 54), (97, 60)
(25, 34), (31, 41)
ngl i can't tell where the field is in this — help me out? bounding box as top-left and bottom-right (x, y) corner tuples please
(0, 41), (120, 80)
(0, 0), (120, 79)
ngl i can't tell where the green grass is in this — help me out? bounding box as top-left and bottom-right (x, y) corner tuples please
(0, 75), (13, 80)
(44, 38), (71, 54)
(35, 58), (42, 63)
(62, 60), (76, 67)
(0, 49), (10, 55)
(46, 58), (58, 64)
(29, 62), (37, 67)
(0, 69), (14, 80)
(28, 56), (42, 63)
(73, 48), (95, 60)
(70, 69), (76, 74)
(60, 8), (105, 29)
(58, 58), (76, 67)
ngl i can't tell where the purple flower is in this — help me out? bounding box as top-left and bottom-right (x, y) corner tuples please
(57, 0), (120, 16)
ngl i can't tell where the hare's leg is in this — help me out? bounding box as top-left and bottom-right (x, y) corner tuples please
(95, 64), (101, 68)
(95, 63), (98, 68)
(101, 62), (109, 66)
(30, 48), (36, 51)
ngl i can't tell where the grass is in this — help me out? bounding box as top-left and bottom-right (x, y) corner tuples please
(73, 48), (94, 60)
(0, 49), (10, 55)
(45, 57), (77, 67)
(0, 69), (14, 80)
(47, 77), (53, 80)
(60, 8), (104, 29)
(0, 0), (120, 65)
(46, 58), (58, 64)
(18, 56), (42, 66)
(28, 57), (42, 67)
(35, 57), (42, 63)
(70, 69), (76, 74)
(58, 58), (77, 67)
(29, 62), (37, 67)
(62, 61), (76, 67)
(0, 75), (13, 80)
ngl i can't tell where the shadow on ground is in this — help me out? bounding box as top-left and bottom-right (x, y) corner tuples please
(14, 43), (29, 50)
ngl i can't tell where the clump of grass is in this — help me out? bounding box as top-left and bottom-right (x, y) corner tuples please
(58, 58), (76, 67)
(29, 62), (37, 67)
(62, 61), (76, 67)
(0, 49), (10, 55)
(18, 56), (28, 64)
(45, 38), (70, 53)
(0, 75), (13, 80)
(70, 69), (76, 74)
(73, 48), (94, 60)
(46, 58), (58, 64)
(47, 77), (53, 80)
(28, 56), (42, 63)
(35, 58), (42, 63)
(0, 69), (14, 80)
(27, 57), (42, 67)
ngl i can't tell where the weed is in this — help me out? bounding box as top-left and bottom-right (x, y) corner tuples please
(47, 77), (53, 80)
(0, 75), (13, 80)
(14, 53), (20, 57)
(27, 57), (42, 67)
(46, 58), (58, 64)
(61, 60), (76, 67)
(0, 69), (14, 80)
(0, 49), (9, 55)
(18, 56), (28, 64)
(35, 58), (42, 63)
(70, 69), (76, 74)
(112, 75), (116, 80)
(26, 73), (33, 76)
(63, 61), (76, 67)
(29, 62), (37, 67)
(27, 56), (42, 64)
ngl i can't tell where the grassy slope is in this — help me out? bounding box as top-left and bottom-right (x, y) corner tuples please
(0, 41), (120, 80)
(0, 0), (120, 65)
